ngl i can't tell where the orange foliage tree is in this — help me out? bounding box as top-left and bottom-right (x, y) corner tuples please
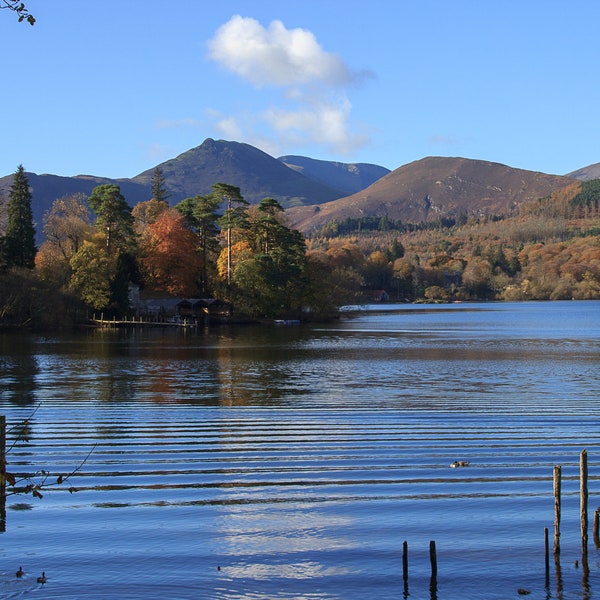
(138, 209), (201, 297)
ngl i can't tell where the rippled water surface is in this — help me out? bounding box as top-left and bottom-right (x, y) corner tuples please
(0, 301), (599, 599)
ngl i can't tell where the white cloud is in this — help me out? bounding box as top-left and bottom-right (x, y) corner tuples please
(204, 15), (373, 157)
(264, 94), (369, 155)
(207, 15), (361, 88)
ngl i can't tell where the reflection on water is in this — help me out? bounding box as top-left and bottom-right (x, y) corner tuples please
(0, 301), (599, 599)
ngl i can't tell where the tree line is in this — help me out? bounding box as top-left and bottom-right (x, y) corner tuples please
(307, 179), (600, 303)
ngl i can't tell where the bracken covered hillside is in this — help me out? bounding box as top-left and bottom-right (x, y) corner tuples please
(286, 157), (576, 234)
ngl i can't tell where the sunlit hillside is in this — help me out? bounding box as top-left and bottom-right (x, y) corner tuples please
(304, 179), (600, 302)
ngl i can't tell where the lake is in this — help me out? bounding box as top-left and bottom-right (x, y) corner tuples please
(0, 300), (599, 599)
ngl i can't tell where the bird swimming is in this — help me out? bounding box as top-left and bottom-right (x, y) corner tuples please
(450, 460), (470, 468)
(37, 572), (47, 584)
(16, 566), (24, 578)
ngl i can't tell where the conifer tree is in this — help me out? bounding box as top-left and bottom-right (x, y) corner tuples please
(4, 165), (37, 269)
(151, 167), (171, 204)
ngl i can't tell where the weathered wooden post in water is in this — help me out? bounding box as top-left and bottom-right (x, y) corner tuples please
(553, 465), (561, 559)
(1, 415), (6, 532)
(580, 449), (589, 574)
(544, 527), (549, 586)
(429, 540), (437, 577)
(593, 509), (600, 548)
(401, 540), (409, 598)
(429, 540), (438, 600)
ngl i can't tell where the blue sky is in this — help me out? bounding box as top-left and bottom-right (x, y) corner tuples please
(2, 0), (599, 179)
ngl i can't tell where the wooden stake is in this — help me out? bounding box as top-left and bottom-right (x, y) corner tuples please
(593, 509), (600, 548)
(429, 540), (438, 600)
(429, 540), (437, 579)
(402, 540), (408, 583)
(580, 449), (589, 574)
(0, 415), (6, 532)
(553, 465), (561, 557)
(544, 527), (549, 580)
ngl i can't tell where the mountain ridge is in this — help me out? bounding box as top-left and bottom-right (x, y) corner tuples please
(285, 156), (578, 234)
(0, 138), (597, 242)
(0, 139), (388, 238)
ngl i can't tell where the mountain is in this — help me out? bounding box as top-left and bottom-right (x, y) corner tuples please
(277, 155), (390, 195)
(285, 156), (577, 235)
(1, 138), (385, 239)
(566, 162), (600, 181)
(0, 141), (590, 243)
(0, 172), (151, 238)
(131, 139), (346, 208)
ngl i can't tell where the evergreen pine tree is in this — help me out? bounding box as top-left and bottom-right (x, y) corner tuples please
(4, 165), (37, 269)
(151, 167), (171, 204)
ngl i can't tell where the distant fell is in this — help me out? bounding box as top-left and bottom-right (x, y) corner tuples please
(285, 156), (577, 235)
(278, 155), (390, 195)
(132, 139), (346, 208)
(566, 162), (600, 181)
(0, 139), (385, 241)
(0, 172), (151, 240)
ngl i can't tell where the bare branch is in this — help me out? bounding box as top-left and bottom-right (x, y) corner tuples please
(2, 409), (95, 498)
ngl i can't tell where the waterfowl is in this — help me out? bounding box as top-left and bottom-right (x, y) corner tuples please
(16, 566), (24, 577)
(450, 460), (470, 468)
(37, 572), (46, 584)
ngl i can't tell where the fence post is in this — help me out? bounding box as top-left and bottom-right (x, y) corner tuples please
(580, 449), (589, 574)
(0, 415), (6, 532)
(553, 465), (561, 559)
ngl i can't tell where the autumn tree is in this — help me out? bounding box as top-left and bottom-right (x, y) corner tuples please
(132, 198), (170, 235)
(68, 238), (112, 310)
(3, 165), (37, 270)
(43, 193), (92, 257)
(461, 257), (494, 299)
(138, 208), (202, 297)
(36, 193), (94, 286)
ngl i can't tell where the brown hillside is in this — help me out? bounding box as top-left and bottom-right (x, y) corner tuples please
(285, 157), (576, 234)
(567, 162), (600, 181)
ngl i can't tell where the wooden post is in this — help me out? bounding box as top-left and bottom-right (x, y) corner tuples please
(429, 540), (438, 600)
(0, 415), (6, 532)
(553, 465), (561, 558)
(580, 449), (589, 574)
(402, 540), (408, 584)
(593, 509), (600, 548)
(544, 527), (549, 582)
(429, 540), (437, 579)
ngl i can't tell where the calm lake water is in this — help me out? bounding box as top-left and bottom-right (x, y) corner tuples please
(0, 301), (599, 599)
